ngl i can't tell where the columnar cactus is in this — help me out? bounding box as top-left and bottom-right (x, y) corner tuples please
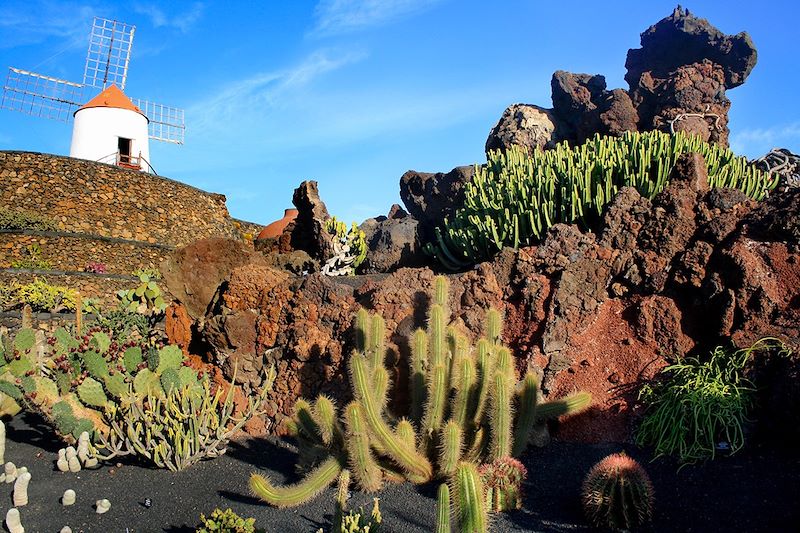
(480, 457), (527, 512)
(5, 508), (23, 533)
(581, 452), (654, 530)
(12, 472), (31, 506)
(452, 462), (488, 533)
(428, 130), (779, 269)
(250, 276), (591, 512)
(436, 483), (451, 533)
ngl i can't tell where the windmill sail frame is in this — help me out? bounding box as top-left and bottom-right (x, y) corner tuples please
(83, 17), (135, 90)
(2, 16), (184, 145)
(1, 67), (83, 122)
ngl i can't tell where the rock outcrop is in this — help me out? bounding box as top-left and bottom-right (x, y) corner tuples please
(399, 165), (474, 238)
(486, 6), (757, 152)
(190, 151), (798, 443)
(359, 205), (426, 273)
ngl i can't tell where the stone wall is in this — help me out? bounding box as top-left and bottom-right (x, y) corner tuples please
(0, 151), (261, 247)
(0, 230), (173, 274)
(0, 270), (154, 308)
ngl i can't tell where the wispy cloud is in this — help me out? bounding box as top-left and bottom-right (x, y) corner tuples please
(0, 1), (94, 51)
(133, 2), (205, 33)
(310, 0), (442, 37)
(730, 122), (800, 158)
(189, 49), (367, 134)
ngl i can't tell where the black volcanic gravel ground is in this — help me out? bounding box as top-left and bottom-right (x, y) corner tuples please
(2, 413), (798, 532)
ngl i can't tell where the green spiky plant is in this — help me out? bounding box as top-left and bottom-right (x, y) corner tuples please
(94, 365), (275, 471)
(323, 216), (368, 275)
(436, 483), (451, 533)
(428, 130), (779, 270)
(581, 452), (654, 530)
(196, 507), (258, 533)
(479, 457), (527, 512)
(250, 276), (591, 527)
(0, 325), (203, 441)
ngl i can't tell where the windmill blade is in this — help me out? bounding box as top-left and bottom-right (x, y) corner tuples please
(84, 17), (135, 90)
(133, 98), (185, 144)
(1, 67), (83, 122)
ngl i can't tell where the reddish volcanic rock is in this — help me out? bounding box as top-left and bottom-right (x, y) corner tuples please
(547, 299), (668, 443)
(165, 302), (193, 355)
(161, 237), (269, 319)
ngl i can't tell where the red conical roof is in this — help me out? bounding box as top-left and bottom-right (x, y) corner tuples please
(76, 85), (147, 119)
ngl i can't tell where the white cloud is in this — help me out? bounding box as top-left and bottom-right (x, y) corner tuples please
(133, 2), (205, 33)
(310, 0), (442, 37)
(0, 1), (94, 50)
(730, 122), (800, 158)
(188, 49), (367, 134)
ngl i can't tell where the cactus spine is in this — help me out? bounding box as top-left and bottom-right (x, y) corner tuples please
(410, 328), (428, 424)
(439, 421), (463, 477)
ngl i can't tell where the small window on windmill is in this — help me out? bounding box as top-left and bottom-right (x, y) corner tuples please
(118, 137), (132, 163)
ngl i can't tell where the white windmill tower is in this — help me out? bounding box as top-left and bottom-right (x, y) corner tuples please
(1, 17), (185, 173)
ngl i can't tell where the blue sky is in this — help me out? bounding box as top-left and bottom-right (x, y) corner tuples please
(1, 1), (798, 225)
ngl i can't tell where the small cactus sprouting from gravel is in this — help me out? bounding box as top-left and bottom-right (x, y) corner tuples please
(95, 498), (111, 514)
(581, 452), (654, 530)
(12, 472), (31, 506)
(5, 508), (23, 533)
(4, 461), (17, 483)
(62, 489), (76, 506)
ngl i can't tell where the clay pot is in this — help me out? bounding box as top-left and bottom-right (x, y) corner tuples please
(258, 208), (298, 240)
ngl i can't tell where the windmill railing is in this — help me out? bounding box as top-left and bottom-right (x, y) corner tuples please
(95, 151), (158, 175)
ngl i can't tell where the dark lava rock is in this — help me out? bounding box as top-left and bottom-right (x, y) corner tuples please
(399, 164), (474, 238)
(360, 206), (426, 274)
(288, 180), (334, 261)
(625, 6), (757, 146)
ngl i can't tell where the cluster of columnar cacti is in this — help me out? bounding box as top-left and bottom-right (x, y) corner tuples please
(322, 216), (368, 276)
(93, 365), (275, 471)
(250, 276), (591, 530)
(427, 130), (779, 269)
(581, 452), (654, 530)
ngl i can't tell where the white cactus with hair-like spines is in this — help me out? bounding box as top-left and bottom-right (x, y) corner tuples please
(13, 471), (31, 506)
(5, 508), (23, 533)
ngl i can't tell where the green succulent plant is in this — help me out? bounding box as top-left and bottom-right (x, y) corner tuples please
(428, 130), (778, 270)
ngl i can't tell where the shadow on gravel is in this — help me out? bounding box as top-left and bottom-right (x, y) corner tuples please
(6, 411), (64, 453)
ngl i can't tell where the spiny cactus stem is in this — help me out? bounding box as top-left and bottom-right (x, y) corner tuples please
(333, 469), (351, 532)
(250, 456), (343, 508)
(453, 462), (488, 533)
(436, 483), (452, 533)
(439, 421), (463, 477)
(512, 372), (539, 457)
(489, 368), (513, 461)
(410, 328), (428, 424)
(350, 355), (433, 481)
(343, 402), (383, 492)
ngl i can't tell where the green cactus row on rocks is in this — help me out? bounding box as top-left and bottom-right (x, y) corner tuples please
(427, 130), (779, 270)
(250, 276), (591, 527)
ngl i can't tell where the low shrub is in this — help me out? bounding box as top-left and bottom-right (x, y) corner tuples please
(0, 325), (273, 471)
(428, 130), (778, 269)
(10, 243), (52, 270)
(636, 338), (787, 463)
(196, 507), (257, 533)
(0, 208), (58, 231)
(0, 278), (78, 312)
(84, 261), (107, 274)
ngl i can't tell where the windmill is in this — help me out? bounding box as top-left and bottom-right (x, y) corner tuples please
(1, 17), (185, 173)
